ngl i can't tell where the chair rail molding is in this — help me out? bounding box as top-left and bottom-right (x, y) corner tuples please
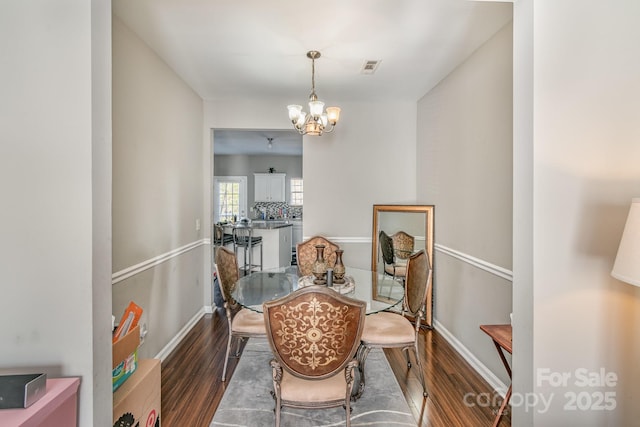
(321, 236), (371, 245)
(434, 244), (512, 282)
(112, 238), (210, 284)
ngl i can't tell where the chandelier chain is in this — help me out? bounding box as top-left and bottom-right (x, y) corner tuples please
(310, 55), (316, 98)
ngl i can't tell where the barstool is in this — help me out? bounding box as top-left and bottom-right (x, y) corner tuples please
(213, 224), (233, 255)
(232, 225), (263, 275)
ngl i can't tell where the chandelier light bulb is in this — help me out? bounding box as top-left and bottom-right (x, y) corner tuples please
(325, 106), (341, 125)
(287, 105), (302, 122)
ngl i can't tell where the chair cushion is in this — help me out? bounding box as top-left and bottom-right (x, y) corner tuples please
(280, 369), (347, 402)
(231, 308), (265, 334)
(361, 312), (414, 345)
(384, 264), (406, 277)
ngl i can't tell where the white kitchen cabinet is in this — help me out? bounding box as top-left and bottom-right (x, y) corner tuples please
(254, 173), (285, 202)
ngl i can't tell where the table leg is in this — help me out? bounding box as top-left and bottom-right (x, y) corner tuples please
(492, 384), (512, 427)
(491, 342), (512, 427)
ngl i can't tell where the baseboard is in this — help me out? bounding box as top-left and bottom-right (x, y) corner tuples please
(154, 307), (206, 361)
(434, 319), (507, 397)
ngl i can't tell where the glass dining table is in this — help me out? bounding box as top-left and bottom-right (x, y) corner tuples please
(231, 266), (405, 314)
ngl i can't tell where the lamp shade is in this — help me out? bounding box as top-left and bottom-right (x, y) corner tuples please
(612, 198), (640, 287)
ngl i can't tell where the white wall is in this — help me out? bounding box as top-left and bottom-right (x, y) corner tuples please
(214, 154), (303, 207)
(514, 0), (640, 425)
(0, 1), (112, 425)
(416, 21), (514, 386)
(206, 98), (417, 269)
(112, 17), (206, 359)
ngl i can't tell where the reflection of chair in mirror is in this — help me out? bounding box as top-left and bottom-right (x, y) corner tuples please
(263, 286), (366, 427)
(355, 249), (432, 400)
(379, 230), (407, 283)
(214, 247), (266, 381)
(296, 235), (340, 276)
(391, 231), (414, 262)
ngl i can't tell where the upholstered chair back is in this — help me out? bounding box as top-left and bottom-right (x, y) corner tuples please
(404, 250), (432, 316)
(263, 286), (365, 380)
(296, 236), (340, 276)
(379, 230), (395, 265)
(215, 246), (239, 303)
(391, 231), (415, 260)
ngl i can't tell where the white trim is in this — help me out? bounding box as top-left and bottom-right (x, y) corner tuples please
(434, 320), (508, 397)
(435, 244), (513, 282)
(112, 239), (208, 284)
(296, 238), (512, 284)
(154, 308), (206, 361)
(324, 236), (371, 244)
(214, 176), (248, 223)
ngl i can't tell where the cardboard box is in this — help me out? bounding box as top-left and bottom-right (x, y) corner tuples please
(112, 324), (140, 392)
(113, 358), (161, 427)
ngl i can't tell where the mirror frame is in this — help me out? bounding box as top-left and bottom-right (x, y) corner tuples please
(371, 204), (434, 327)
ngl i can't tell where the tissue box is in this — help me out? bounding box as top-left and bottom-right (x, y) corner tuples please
(113, 325), (140, 392)
(0, 373), (47, 409)
(113, 359), (161, 427)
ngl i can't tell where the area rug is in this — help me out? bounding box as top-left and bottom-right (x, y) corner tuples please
(210, 338), (416, 426)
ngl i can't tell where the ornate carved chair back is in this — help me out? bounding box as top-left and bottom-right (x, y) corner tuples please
(391, 231), (415, 261)
(264, 286), (365, 379)
(296, 236), (340, 276)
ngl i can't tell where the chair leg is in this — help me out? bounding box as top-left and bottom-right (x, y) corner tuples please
(412, 341), (429, 398)
(352, 344), (371, 401)
(274, 394), (281, 427)
(345, 400), (351, 427)
(402, 346), (412, 368)
(234, 336), (245, 356)
(222, 333), (233, 382)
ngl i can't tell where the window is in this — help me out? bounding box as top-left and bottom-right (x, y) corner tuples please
(213, 176), (247, 223)
(290, 178), (303, 206)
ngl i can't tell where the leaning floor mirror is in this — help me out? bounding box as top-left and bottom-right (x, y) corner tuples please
(371, 204), (434, 328)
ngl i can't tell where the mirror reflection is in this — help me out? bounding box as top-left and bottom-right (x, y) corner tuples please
(371, 205), (434, 327)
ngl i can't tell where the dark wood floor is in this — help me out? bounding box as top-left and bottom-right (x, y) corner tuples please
(160, 308), (511, 427)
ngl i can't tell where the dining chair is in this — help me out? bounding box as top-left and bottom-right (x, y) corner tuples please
(379, 230), (407, 283)
(296, 235), (340, 276)
(355, 249), (432, 400)
(391, 230), (415, 262)
(214, 247), (266, 381)
(263, 285), (366, 427)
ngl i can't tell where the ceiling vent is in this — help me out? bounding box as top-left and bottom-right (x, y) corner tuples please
(361, 60), (381, 75)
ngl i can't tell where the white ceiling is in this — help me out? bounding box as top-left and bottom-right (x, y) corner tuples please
(213, 129), (303, 156)
(113, 0), (513, 155)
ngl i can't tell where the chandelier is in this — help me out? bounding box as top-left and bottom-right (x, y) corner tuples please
(287, 51), (341, 136)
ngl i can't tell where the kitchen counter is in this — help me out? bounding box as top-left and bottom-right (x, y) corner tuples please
(223, 222), (292, 268)
(249, 220), (293, 230)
